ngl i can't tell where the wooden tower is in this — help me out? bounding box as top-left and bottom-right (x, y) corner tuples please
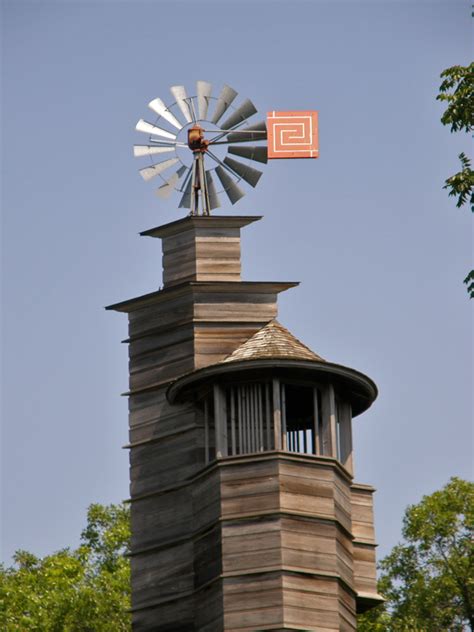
(107, 214), (383, 631)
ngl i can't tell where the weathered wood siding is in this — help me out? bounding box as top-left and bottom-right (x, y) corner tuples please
(141, 215), (261, 287)
(219, 455), (357, 631)
(351, 483), (380, 610)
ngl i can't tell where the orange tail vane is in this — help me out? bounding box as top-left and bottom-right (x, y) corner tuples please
(267, 110), (319, 159)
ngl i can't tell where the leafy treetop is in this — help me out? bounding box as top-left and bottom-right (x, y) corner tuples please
(0, 503), (131, 632)
(436, 62), (474, 298)
(358, 477), (474, 631)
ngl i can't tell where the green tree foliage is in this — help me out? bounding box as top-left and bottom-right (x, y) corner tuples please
(0, 503), (131, 631)
(358, 477), (474, 631)
(438, 64), (474, 134)
(436, 62), (474, 298)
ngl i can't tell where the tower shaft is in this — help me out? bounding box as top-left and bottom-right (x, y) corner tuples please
(107, 215), (382, 631)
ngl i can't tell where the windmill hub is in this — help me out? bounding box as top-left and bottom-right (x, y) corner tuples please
(187, 124), (209, 153)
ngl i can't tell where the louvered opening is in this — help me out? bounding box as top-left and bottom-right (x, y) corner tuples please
(224, 382), (274, 455)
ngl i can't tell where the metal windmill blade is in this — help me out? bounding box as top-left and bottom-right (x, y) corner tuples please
(223, 156), (262, 188)
(133, 145), (176, 158)
(139, 157), (180, 182)
(210, 84), (238, 124)
(170, 85), (193, 124)
(214, 166), (245, 205)
(156, 165), (188, 199)
(228, 145), (268, 164)
(197, 81), (212, 120)
(226, 121), (267, 143)
(148, 98), (183, 130)
(220, 99), (257, 131)
(205, 170), (220, 210)
(136, 119), (177, 141)
(178, 173), (193, 208)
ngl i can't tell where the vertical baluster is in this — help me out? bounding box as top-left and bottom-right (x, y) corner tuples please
(245, 386), (250, 452)
(241, 386), (246, 452)
(335, 401), (341, 460)
(252, 386), (256, 452)
(313, 388), (319, 455)
(204, 398), (209, 464)
(318, 389), (324, 454)
(321, 384), (337, 457)
(281, 383), (287, 451)
(265, 383), (271, 450)
(242, 387), (247, 453)
(272, 379), (282, 450)
(248, 385), (254, 452)
(339, 401), (354, 474)
(230, 387), (236, 456)
(253, 385), (258, 451)
(257, 384), (264, 451)
(213, 384), (227, 458)
(237, 386), (243, 454)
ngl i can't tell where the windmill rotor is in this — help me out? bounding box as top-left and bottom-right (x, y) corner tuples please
(134, 81), (267, 215)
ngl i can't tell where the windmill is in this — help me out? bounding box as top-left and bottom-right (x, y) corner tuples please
(134, 81), (318, 215)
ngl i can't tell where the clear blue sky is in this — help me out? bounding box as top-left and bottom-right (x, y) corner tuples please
(2, 0), (472, 564)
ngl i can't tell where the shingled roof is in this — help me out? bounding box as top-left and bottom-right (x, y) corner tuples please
(222, 320), (325, 364)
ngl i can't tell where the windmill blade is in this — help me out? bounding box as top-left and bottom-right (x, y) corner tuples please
(205, 170), (221, 210)
(133, 144), (176, 158)
(227, 121), (267, 143)
(223, 156), (262, 188)
(179, 164), (193, 192)
(228, 145), (268, 164)
(149, 139), (188, 147)
(148, 98), (182, 130)
(136, 119), (177, 141)
(210, 84), (238, 124)
(197, 81), (212, 120)
(170, 85), (193, 123)
(215, 166), (245, 205)
(220, 99), (257, 131)
(156, 165), (188, 199)
(178, 172), (193, 208)
(139, 157), (179, 182)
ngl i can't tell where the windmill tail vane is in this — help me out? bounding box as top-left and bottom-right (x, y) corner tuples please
(134, 81), (319, 215)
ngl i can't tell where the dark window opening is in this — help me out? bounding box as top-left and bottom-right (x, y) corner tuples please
(283, 383), (321, 455)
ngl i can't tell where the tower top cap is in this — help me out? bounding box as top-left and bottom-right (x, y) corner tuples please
(140, 215), (262, 240)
